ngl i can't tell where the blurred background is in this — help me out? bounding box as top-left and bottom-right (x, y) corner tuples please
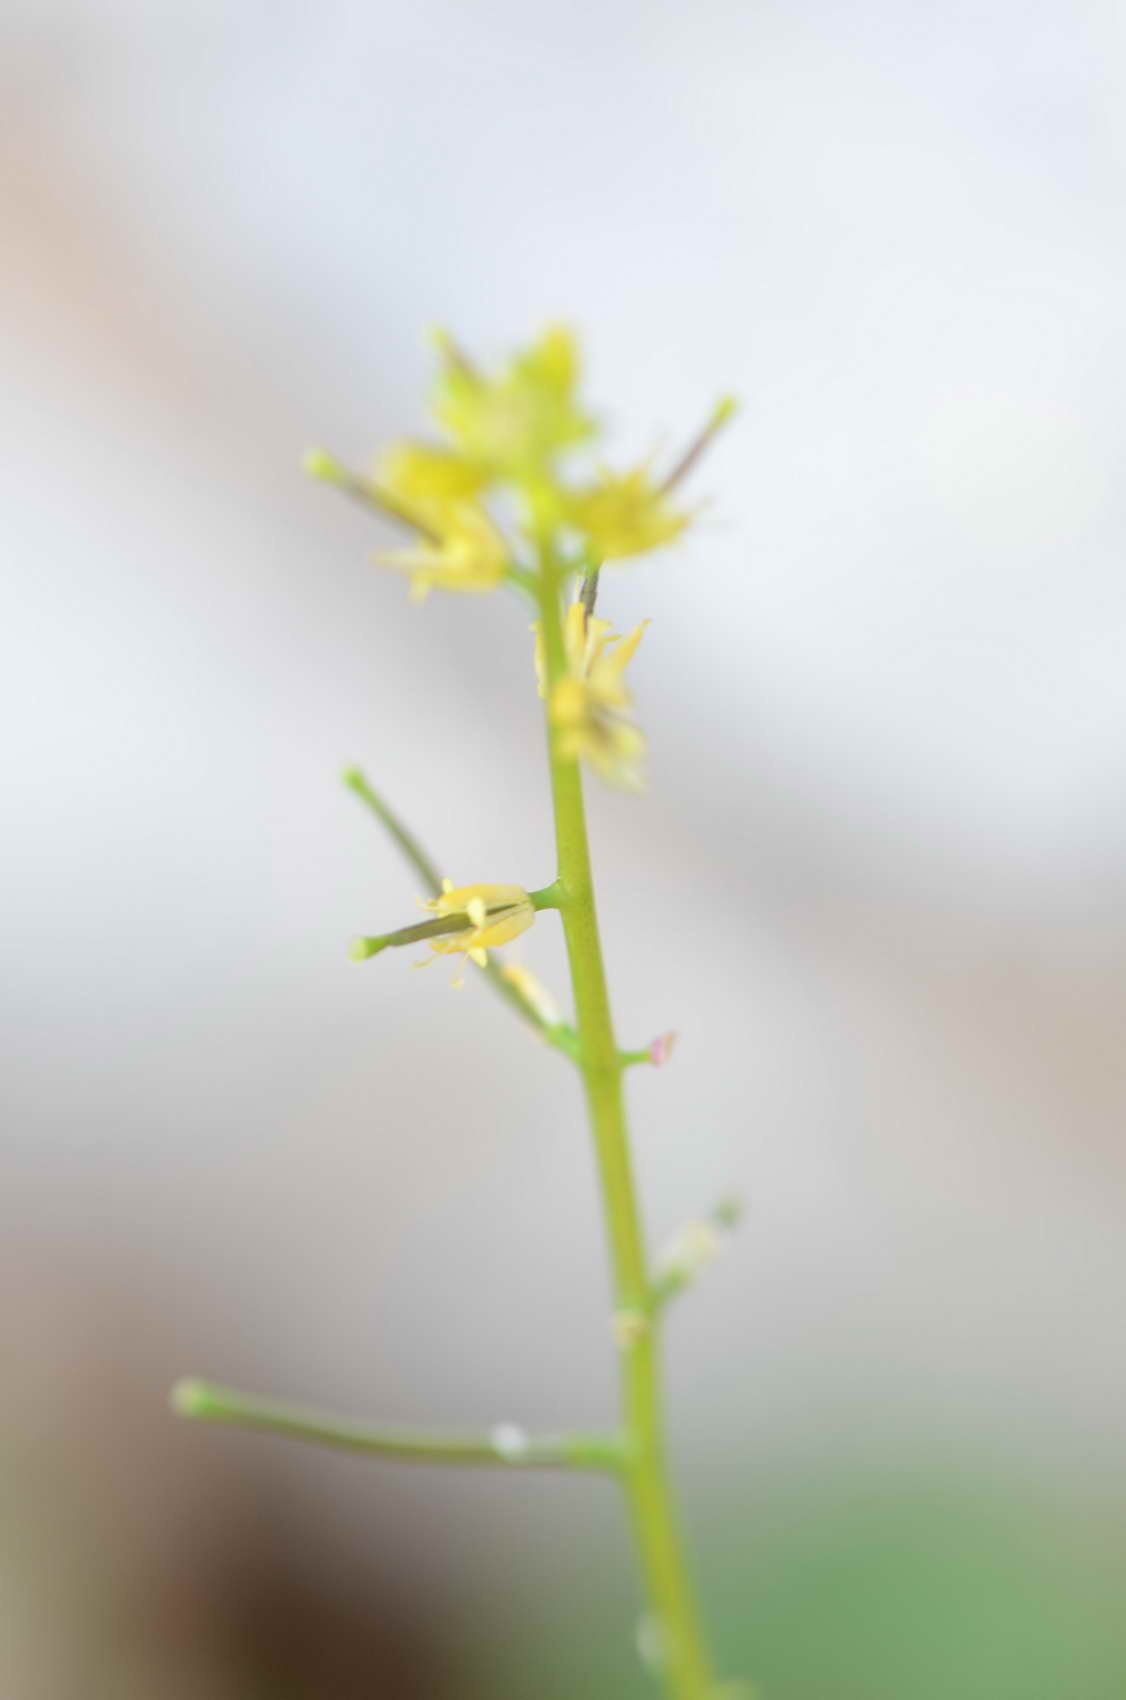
(4, 2), (1126, 1695)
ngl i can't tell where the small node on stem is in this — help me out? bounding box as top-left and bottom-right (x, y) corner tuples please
(611, 1308), (650, 1349)
(636, 1612), (667, 1672)
(490, 1422), (531, 1462)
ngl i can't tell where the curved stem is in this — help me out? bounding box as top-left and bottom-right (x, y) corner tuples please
(534, 563), (715, 1700)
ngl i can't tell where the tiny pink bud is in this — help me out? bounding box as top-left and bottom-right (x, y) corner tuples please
(648, 1031), (678, 1068)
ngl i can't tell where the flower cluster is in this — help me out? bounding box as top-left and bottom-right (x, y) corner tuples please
(307, 326), (733, 791)
(430, 325), (594, 481)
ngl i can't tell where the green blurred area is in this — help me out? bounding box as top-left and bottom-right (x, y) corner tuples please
(478, 1472), (1126, 1700)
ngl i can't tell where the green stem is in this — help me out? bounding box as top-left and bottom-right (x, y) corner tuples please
(171, 1379), (624, 1473)
(534, 564), (715, 1700)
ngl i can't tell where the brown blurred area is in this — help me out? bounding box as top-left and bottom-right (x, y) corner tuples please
(2, 1243), (456, 1698)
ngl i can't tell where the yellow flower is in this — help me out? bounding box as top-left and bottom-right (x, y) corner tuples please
(421, 880), (535, 967)
(431, 325), (595, 479)
(375, 441), (488, 515)
(568, 466), (689, 560)
(535, 601), (649, 789)
(377, 502), (508, 600)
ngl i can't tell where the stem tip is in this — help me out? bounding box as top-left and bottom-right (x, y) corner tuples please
(169, 1376), (211, 1418)
(302, 446), (347, 484)
(349, 936), (385, 961)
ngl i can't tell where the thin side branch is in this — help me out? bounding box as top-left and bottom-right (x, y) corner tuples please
(648, 1197), (744, 1318)
(304, 448), (445, 540)
(659, 395), (738, 495)
(343, 766), (445, 892)
(171, 1379), (623, 1473)
(580, 563), (602, 620)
